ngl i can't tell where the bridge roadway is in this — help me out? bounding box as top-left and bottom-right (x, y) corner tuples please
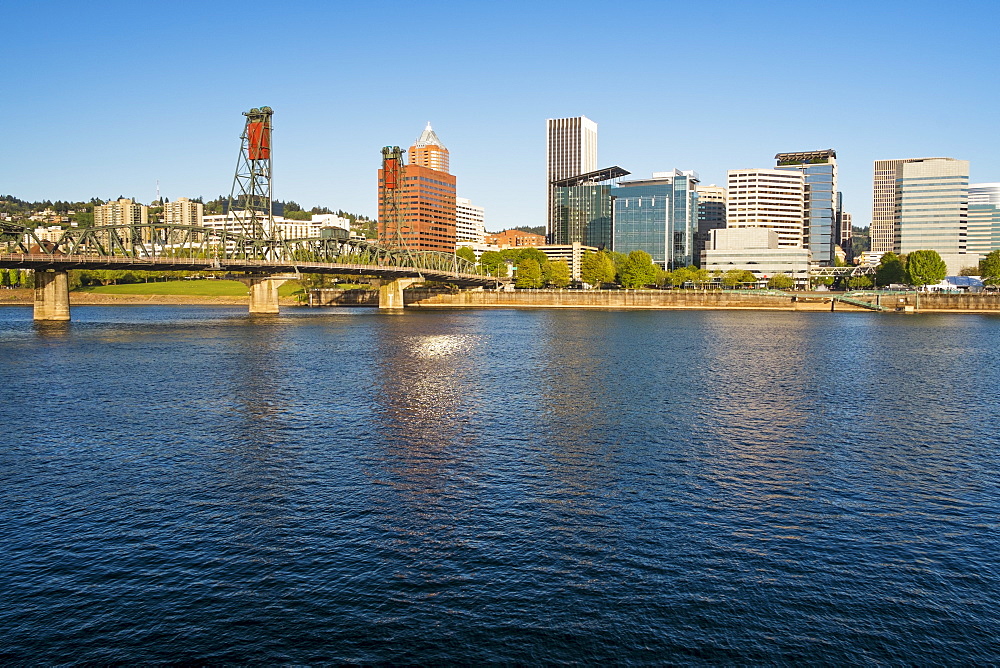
(0, 253), (497, 320)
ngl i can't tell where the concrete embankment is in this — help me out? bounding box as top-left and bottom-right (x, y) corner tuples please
(311, 288), (1000, 312)
(311, 288), (866, 311)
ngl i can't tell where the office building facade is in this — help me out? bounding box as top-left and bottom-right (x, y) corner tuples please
(873, 157), (969, 255)
(702, 227), (811, 285)
(409, 123), (450, 172)
(612, 170), (700, 269)
(967, 183), (1000, 255)
(551, 166), (628, 250)
(455, 197), (485, 245)
(726, 169), (805, 247)
(894, 158), (969, 255)
(695, 185), (727, 267)
(774, 150), (837, 265)
(546, 116), (598, 239)
(378, 124), (457, 253)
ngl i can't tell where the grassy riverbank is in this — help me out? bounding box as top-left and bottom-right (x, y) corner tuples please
(76, 279), (304, 298)
(0, 280), (306, 305)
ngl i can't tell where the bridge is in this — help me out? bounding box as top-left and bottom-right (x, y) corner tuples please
(0, 221), (496, 321)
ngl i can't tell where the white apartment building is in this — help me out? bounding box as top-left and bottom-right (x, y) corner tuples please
(455, 197), (486, 245)
(163, 197), (204, 226)
(726, 169), (805, 247)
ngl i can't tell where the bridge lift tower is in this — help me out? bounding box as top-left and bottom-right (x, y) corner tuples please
(380, 146), (409, 250)
(228, 106), (274, 248)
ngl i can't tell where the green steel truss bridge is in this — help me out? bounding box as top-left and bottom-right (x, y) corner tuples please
(0, 221), (495, 319)
(0, 221), (486, 282)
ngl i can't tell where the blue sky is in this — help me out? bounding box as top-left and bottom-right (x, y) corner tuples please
(4, 0), (998, 230)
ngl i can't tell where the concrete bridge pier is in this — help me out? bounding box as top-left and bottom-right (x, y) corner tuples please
(247, 277), (287, 315)
(378, 277), (421, 309)
(34, 270), (71, 321)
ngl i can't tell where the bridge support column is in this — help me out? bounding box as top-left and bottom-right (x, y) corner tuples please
(34, 270), (71, 321)
(248, 278), (286, 315)
(378, 277), (420, 309)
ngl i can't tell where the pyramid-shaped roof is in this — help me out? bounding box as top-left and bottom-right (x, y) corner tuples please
(414, 122), (446, 149)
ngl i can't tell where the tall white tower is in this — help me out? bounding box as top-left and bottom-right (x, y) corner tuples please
(546, 116), (597, 238)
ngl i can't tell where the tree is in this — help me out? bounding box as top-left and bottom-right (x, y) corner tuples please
(546, 260), (571, 288)
(618, 250), (658, 288)
(456, 246), (476, 264)
(580, 251), (615, 287)
(980, 250), (1000, 286)
(906, 249), (947, 288)
(519, 247), (549, 266)
(875, 252), (907, 286)
(479, 250), (507, 277)
(958, 266), (981, 277)
(0, 269), (9, 288)
(847, 275), (874, 289)
(688, 267), (710, 287)
(607, 251), (629, 282)
(515, 258), (543, 288)
(722, 269), (756, 288)
(665, 266), (693, 287)
(767, 273), (795, 290)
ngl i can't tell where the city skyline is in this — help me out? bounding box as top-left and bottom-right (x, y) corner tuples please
(3, 0), (999, 231)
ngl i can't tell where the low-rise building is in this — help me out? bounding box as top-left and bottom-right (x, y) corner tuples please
(538, 242), (598, 281)
(485, 229), (545, 248)
(702, 227), (811, 285)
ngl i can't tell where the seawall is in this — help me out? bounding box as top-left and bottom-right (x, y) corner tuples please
(310, 288), (1000, 313)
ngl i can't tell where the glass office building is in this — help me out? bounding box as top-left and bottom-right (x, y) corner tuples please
(968, 183), (1000, 254)
(552, 167), (628, 250)
(612, 170), (700, 269)
(775, 150), (837, 266)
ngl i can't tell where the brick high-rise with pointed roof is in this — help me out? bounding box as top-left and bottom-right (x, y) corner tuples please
(378, 122), (457, 253)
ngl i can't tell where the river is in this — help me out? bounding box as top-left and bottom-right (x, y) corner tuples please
(1, 305), (997, 663)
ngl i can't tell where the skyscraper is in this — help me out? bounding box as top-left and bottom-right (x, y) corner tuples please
(872, 157), (969, 255)
(726, 169), (805, 247)
(775, 149), (838, 265)
(409, 122), (450, 172)
(872, 158), (968, 255)
(612, 170), (700, 269)
(896, 158), (968, 254)
(377, 123), (456, 253)
(546, 116), (598, 239)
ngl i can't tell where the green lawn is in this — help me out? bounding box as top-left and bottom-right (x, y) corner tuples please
(75, 279), (309, 298)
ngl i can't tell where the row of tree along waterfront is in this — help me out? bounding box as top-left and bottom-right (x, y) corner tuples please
(458, 246), (1000, 291)
(876, 249), (1000, 288)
